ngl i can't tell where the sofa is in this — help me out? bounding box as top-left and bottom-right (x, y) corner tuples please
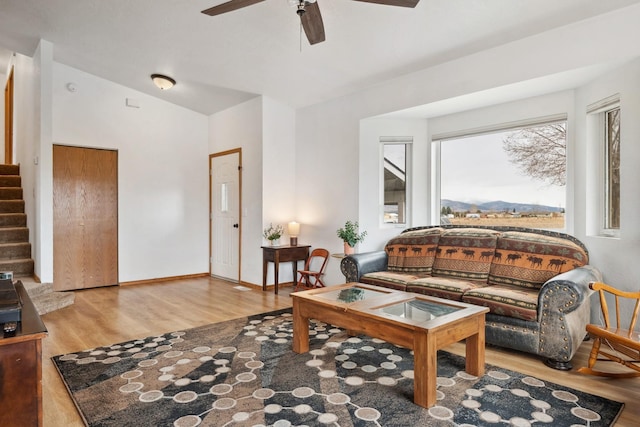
(340, 225), (602, 370)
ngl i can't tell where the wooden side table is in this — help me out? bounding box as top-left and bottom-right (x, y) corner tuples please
(261, 245), (310, 294)
(0, 281), (48, 427)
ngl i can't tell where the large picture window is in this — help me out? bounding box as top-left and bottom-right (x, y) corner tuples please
(435, 120), (567, 230)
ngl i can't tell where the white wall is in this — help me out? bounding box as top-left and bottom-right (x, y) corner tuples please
(263, 97), (296, 227)
(7, 4), (640, 303)
(11, 48), (43, 279)
(209, 97), (263, 286)
(575, 59), (640, 296)
(295, 4), (640, 295)
(51, 63), (209, 283)
(208, 96), (298, 287)
(31, 41), (53, 284)
(262, 97), (297, 284)
(359, 118), (429, 253)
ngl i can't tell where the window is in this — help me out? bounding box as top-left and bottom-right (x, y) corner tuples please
(587, 94), (620, 236)
(604, 107), (620, 230)
(435, 119), (567, 230)
(382, 138), (412, 224)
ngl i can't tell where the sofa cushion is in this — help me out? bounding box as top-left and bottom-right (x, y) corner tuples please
(462, 284), (539, 321)
(360, 271), (425, 291)
(407, 277), (488, 301)
(385, 228), (442, 274)
(488, 231), (589, 289)
(431, 228), (500, 281)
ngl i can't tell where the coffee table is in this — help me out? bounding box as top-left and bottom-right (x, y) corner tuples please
(292, 282), (489, 408)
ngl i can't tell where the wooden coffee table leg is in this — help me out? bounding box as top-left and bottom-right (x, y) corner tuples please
(465, 317), (486, 376)
(292, 298), (309, 353)
(413, 331), (437, 408)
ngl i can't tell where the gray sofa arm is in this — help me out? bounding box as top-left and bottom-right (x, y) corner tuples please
(340, 251), (388, 282)
(537, 265), (602, 366)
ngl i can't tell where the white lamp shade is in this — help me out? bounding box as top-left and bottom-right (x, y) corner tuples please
(288, 221), (300, 236)
(151, 74), (176, 90)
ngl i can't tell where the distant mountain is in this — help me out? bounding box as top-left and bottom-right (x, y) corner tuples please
(441, 199), (563, 213)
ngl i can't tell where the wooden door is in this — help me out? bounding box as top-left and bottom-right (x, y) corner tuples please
(53, 145), (118, 290)
(210, 149), (241, 281)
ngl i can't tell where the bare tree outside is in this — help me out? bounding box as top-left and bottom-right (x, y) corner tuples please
(502, 123), (566, 186)
(606, 108), (620, 229)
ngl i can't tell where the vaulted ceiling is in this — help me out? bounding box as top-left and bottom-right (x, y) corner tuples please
(1, 0), (639, 115)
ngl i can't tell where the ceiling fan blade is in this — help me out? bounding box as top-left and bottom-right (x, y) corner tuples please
(352, 0), (419, 8)
(301, 2), (326, 45)
(201, 0), (266, 16)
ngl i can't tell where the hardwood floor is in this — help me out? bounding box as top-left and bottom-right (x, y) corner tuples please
(40, 277), (638, 426)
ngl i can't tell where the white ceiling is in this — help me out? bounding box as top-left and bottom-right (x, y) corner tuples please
(1, 0), (639, 115)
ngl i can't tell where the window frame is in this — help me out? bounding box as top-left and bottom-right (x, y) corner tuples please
(603, 105), (621, 235)
(587, 95), (620, 238)
(380, 137), (412, 227)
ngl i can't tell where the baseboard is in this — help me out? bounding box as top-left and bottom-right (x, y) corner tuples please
(238, 280), (294, 290)
(120, 273), (210, 287)
(120, 275), (292, 290)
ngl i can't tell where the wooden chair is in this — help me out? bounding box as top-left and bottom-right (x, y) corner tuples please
(294, 248), (330, 292)
(578, 281), (640, 378)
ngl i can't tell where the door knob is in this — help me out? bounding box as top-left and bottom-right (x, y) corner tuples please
(233, 223), (239, 228)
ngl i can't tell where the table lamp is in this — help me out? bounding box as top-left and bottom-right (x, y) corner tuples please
(288, 221), (300, 246)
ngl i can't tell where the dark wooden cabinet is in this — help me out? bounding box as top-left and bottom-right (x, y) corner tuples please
(261, 245), (310, 294)
(0, 282), (47, 427)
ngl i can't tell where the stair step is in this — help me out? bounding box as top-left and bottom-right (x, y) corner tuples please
(0, 176), (21, 187)
(31, 291), (75, 315)
(22, 280), (75, 315)
(0, 200), (25, 213)
(22, 281), (54, 297)
(0, 164), (20, 176)
(0, 242), (31, 259)
(0, 258), (34, 276)
(0, 188), (23, 200)
(0, 213), (26, 228)
(0, 227), (29, 243)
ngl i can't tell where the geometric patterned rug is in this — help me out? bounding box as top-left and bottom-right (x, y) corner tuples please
(52, 309), (623, 427)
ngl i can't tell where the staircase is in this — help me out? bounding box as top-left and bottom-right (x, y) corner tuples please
(0, 164), (74, 314)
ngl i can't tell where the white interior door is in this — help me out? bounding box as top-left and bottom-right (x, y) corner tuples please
(210, 150), (240, 281)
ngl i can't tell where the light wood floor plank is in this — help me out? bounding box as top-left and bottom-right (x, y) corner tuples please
(40, 277), (639, 426)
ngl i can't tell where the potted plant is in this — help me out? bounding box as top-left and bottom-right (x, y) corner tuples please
(337, 220), (367, 255)
(263, 223), (284, 245)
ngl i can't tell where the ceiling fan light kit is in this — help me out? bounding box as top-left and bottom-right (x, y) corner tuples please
(202, 0), (419, 45)
(151, 74), (176, 90)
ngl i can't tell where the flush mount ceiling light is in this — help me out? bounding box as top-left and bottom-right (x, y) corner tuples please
(151, 74), (176, 90)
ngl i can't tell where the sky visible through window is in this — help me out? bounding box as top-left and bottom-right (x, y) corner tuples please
(440, 131), (566, 210)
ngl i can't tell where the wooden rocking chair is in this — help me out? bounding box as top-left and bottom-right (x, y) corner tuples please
(294, 248), (329, 292)
(578, 281), (640, 378)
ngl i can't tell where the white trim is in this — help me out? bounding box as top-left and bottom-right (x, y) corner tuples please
(380, 136), (414, 143)
(586, 93), (620, 114)
(599, 104), (621, 238)
(431, 114), (567, 141)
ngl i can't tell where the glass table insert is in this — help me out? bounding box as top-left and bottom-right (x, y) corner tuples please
(380, 298), (462, 322)
(315, 286), (389, 303)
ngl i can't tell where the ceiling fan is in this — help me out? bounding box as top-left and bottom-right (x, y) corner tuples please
(201, 0), (420, 45)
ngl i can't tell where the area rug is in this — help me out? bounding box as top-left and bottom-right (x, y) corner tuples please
(53, 309), (623, 427)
